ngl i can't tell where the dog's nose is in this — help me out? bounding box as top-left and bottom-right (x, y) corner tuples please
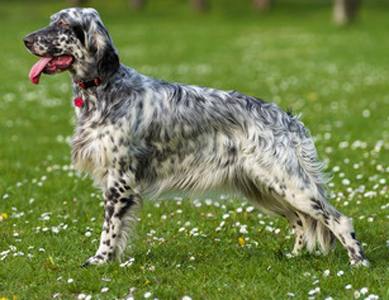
(23, 35), (34, 48)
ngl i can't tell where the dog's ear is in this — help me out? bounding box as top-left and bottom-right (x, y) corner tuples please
(87, 19), (120, 78)
(73, 24), (85, 47)
(96, 23), (120, 79)
(97, 43), (120, 79)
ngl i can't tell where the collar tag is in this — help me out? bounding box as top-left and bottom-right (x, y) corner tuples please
(74, 98), (83, 107)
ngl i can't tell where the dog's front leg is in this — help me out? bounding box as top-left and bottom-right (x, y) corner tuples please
(83, 174), (142, 266)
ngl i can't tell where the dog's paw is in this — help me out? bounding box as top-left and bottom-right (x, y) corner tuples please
(291, 249), (302, 257)
(350, 258), (370, 268)
(81, 255), (107, 267)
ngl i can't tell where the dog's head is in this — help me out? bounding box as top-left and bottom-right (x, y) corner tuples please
(24, 7), (119, 84)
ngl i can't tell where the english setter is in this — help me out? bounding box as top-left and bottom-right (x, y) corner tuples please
(23, 8), (369, 267)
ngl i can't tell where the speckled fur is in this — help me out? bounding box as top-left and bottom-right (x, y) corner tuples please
(24, 8), (369, 267)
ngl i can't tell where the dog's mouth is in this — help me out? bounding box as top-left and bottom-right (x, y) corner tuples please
(29, 55), (74, 84)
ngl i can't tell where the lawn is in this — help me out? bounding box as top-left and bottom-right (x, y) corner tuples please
(1, 0), (389, 299)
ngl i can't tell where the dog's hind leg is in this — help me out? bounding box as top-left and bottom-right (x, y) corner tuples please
(284, 211), (306, 255)
(237, 176), (307, 256)
(242, 162), (368, 266)
(273, 181), (368, 266)
(83, 170), (142, 266)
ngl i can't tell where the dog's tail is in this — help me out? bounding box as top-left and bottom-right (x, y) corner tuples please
(299, 212), (337, 255)
(288, 116), (338, 254)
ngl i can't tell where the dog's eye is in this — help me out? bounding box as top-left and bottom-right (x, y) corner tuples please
(58, 20), (69, 28)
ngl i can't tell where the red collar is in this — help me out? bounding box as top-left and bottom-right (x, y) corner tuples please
(74, 77), (101, 89)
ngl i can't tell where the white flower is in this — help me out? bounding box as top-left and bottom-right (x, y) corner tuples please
(287, 292), (295, 297)
(239, 227), (248, 234)
(362, 109), (370, 118)
(337, 270), (344, 276)
(101, 287), (109, 293)
(307, 287), (320, 296)
(144, 292), (152, 298)
(345, 284), (352, 289)
(339, 141), (349, 149)
(77, 294), (86, 300)
(323, 269), (330, 277)
(67, 278), (74, 283)
(354, 290), (361, 299)
(360, 287), (368, 294)
(182, 296), (192, 300)
(246, 206), (255, 212)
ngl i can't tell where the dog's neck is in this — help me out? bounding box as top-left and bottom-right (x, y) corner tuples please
(74, 77), (101, 90)
(70, 63), (124, 116)
(69, 66), (102, 86)
(69, 64), (117, 94)
(69, 53), (120, 86)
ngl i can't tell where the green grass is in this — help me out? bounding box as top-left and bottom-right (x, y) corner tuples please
(1, 1), (389, 299)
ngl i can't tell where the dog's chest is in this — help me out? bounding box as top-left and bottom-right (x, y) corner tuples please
(71, 116), (128, 184)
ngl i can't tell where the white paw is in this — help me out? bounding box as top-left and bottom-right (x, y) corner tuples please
(82, 255), (107, 267)
(351, 259), (370, 268)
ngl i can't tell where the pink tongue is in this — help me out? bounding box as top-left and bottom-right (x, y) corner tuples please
(54, 56), (73, 66)
(29, 57), (53, 84)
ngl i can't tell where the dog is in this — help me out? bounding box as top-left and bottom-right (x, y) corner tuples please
(23, 7), (369, 267)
